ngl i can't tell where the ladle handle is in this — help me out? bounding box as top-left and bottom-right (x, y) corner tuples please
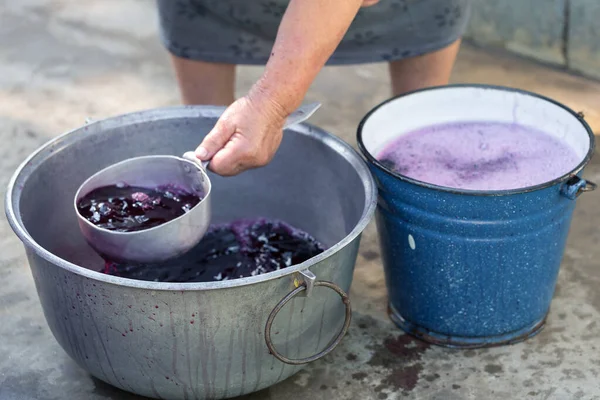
(283, 102), (321, 129)
(182, 102), (321, 171)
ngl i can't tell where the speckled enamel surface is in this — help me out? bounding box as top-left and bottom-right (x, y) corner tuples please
(370, 165), (581, 344)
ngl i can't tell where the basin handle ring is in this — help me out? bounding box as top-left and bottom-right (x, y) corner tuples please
(265, 281), (352, 365)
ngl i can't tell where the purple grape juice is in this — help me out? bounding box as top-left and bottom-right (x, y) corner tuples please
(77, 184), (201, 232)
(102, 218), (325, 283)
(377, 122), (580, 191)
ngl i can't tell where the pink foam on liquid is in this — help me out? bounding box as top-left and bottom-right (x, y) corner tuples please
(377, 122), (581, 191)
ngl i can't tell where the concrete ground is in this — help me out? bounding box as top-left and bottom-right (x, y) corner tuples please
(1, 1), (600, 400)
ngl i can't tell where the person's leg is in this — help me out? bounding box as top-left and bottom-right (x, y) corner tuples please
(388, 39), (461, 96)
(170, 55), (236, 105)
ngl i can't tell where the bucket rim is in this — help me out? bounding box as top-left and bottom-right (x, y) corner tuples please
(5, 105), (378, 291)
(357, 84), (596, 197)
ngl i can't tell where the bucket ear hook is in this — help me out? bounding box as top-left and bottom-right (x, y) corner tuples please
(560, 176), (597, 200)
(264, 269), (352, 365)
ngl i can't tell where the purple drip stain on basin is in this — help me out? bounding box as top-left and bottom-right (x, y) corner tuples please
(377, 122), (580, 191)
(77, 184), (202, 232)
(101, 218), (325, 283)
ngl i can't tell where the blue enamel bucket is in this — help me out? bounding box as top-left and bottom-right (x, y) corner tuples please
(357, 85), (596, 348)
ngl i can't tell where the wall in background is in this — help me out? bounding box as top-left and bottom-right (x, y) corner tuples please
(466, 0), (600, 80)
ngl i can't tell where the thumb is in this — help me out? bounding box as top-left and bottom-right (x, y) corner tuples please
(195, 118), (235, 160)
(209, 141), (245, 177)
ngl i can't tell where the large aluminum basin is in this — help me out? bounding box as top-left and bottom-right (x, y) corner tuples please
(5, 106), (377, 400)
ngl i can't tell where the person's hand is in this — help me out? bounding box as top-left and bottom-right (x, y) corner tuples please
(194, 90), (289, 176)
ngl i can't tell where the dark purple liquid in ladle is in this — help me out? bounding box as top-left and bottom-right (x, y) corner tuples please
(102, 219), (325, 283)
(77, 184), (201, 232)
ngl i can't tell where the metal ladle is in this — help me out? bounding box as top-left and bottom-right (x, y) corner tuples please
(74, 102), (321, 264)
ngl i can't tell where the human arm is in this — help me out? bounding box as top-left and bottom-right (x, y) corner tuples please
(195, 0), (365, 176)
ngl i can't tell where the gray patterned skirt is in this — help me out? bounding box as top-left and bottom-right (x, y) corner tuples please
(157, 0), (471, 65)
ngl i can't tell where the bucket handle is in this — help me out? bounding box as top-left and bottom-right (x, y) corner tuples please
(264, 270), (352, 365)
(560, 176), (597, 200)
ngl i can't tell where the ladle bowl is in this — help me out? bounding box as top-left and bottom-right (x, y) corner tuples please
(74, 154), (212, 263)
